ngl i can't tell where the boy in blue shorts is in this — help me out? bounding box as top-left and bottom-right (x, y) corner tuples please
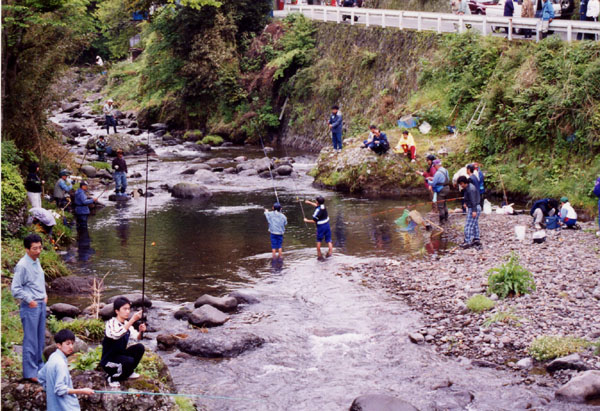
(304, 196), (333, 259)
(264, 202), (288, 259)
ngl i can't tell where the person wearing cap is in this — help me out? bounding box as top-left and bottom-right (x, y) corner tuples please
(457, 175), (481, 249)
(53, 170), (73, 209)
(558, 197), (578, 229)
(394, 130), (416, 162)
(416, 154), (437, 189)
(328, 105), (343, 153)
(26, 162), (44, 209)
(304, 196), (333, 259)
(264, 203), (288, 259)
(95, 135), (107, 162)
(112, 149), (128, 197)
(428, 159), (450, 223)
(103, 99), (117, 134)
(74, 181), (98, 229)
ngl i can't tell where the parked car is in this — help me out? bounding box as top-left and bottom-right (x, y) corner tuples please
(485, 0), (564, 19)
(468, 0), (500, 15)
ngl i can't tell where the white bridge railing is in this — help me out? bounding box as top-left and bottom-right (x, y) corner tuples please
(275, 5), (600, 42)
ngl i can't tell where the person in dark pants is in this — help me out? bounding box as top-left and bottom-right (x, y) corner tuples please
(74, 181), (97, 230)
(100, 297), (146, 387)
(328, 105), (343, 152)
(112, 149), (128, 197)
(362, 126), (389, 155)
(26, 162), (44, 209)
(429, 159), (450, 223)
(304, 196), (333, 260)
(11, 234), (47, 382)
(103, 99), (117, 134)
(503, 0), (514, 35)
(95, 136), (107, 162)
(458, 175), (482, 249)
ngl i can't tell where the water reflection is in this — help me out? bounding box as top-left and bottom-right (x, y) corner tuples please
(76, 227), (94, 262)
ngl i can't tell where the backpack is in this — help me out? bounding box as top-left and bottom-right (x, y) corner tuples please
(545, 215), (559, 230)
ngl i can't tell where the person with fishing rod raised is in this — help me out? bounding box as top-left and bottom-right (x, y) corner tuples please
(112, 149), (128, 199)
(100, 296), (146, 388)
(304, 196), (333, 260)
(264, 202), (288, 260)
(73, 181), (98, 230)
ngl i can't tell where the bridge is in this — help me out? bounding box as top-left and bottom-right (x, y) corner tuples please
(275, 5), (600, 42)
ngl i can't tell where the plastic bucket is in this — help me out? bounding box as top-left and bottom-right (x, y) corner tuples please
(515, 225), (526, 241)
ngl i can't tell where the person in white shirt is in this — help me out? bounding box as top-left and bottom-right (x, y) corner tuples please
(102, 99), (117, 134)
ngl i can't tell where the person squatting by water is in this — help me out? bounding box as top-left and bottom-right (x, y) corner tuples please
(558, 197), (579, 229)
(361, 125), (389, 155)
(38, 329), (95, 410)
(95, 135), (107, 162)
(26, 162), (44, 209)
(264, 202), (288, 259)
(103, 98), (117, 134)
(11, 234), (48, 382)
(74, 181), (98, 230)
(394, 130), (416, 162)
(304, 196), (333, 259)
(112, 149), (128, 197)
(54, 170), (73, 209)
(530, 197), (559, 230)
(100, 297), (146, 387)
(328, 105), (343, 152)
(457, 175), (482, 249)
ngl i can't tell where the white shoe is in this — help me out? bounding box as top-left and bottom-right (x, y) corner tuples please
(411, 159), (416, 163)
(596, 231), (600, 237)
(128, 373), (140, 379)
(107, 378), (120, 388)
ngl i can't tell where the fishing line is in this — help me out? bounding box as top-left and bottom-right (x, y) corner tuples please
(140, 131), (150, 333)
(258, 135), (280, 204)
(279, 139), (308, 227)
(368, 197), (463, 217)
(93, 390), (263, 402)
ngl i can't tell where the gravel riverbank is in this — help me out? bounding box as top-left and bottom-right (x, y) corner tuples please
(341, 212), (600, 386)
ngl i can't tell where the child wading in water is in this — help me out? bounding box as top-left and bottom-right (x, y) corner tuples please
(264, 202), (288, 259)
(100, 296), (146, 387)
(304, 196), (333, 259)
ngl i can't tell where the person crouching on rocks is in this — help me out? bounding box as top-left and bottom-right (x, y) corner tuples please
(361, 126), (389, 155)
(304, 196), (333, 260)
(112, 149), (128, 198)
(264, 202), (288, 260)
(558, 197), (579, 229)
(100, 297), (146, 388)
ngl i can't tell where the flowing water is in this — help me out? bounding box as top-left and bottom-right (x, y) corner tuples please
(48, 107), (588, 410)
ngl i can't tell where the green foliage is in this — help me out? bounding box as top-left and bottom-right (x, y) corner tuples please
(71, 346), (102, 371)
(95, 0), (142, 59)
(40, 247), (71, 280)
(360, 50), (378, 69)
(47, 316), (105, 342)
(487, 253), (536, 299)
(175, 397), (196, 411)
(466, 294), (495, 313)
(200, 135), (224, 146)
(241, 101), (280, 142)
(89, 161), (111, 171)
(483, 309), (523, 327)
(528, 336), (590, 361)
(1, 141), (24, 166)
(1, 163), (27, 214)
(184, 130), (203, 140)
(1, 286), (23, 350)
(268, 14), (316, 80)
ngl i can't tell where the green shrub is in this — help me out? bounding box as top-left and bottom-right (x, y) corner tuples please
(1, 141), (24, 166)
(528, 336), (590, 361)
(47, 316), (105, 342)
(40, 248), (71, 280)
(1, 286), (23, 349)
(1, 163), (26, 214)
(183, 130), (203, 140)
(360, 50), (377, 69)
(483, 309), (523, 327)
(487, 253), (536, 298)
(200, 135), (224, 146)
(72, 346), (102, 371)
(174, 397), (196, 411)
(466, 294), (495, 313)
(89, 161), (111, 170)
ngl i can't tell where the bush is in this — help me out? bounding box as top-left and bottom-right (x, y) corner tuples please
(40, 248), (71, 280)
(1, 163), (26, 214)
(1, 286), (23, 349)
(89, 161), (111, 170)
(528, 336), (590, 361)
(72, 346), (102, 371)
(466, 294), (495, 313)
(483, 309), (523, 327)
(487, 253), (536, 298)
(47, 316), (105, 342)
(200, 135), (224, 146)
(183, 130), (203, 140)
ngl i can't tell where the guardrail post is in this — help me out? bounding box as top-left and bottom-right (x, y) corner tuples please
(418, 14), (422, 31)
(536, 21), (540, 42)
(366, 10), (370, 26)
(311, 6), (314, 20)
(567, 23), (572, 42)
(399, 11), (403, 30)
(351, 9), (355, 25)
(437, 16), (442, 33)
(336, 8), (340, 23)
(508, 19), (513, 40)
(382, 12), (387, 28)
(459, 16), (464, 33)
(482, 16), (487, 35)
(324, 7), (327, 22)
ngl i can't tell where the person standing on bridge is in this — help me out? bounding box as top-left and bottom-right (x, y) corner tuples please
(540, 0), (555, 39)
(328, 105), (343, 153)
(587, 0), (600, 40)
(503, 0), (514, 36)
(521, 0), (534, 38)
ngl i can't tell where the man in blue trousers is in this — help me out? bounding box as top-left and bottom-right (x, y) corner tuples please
(328, 105), (343, 153)
(11, 234), (48, 382)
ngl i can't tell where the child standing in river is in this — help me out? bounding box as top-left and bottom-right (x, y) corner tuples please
(264, 203), (288, 259)
(304, 196), (333, 260)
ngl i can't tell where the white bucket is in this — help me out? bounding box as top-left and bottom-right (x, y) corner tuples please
(515, 225), (526, 241)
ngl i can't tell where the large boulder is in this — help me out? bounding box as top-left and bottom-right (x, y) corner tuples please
(194, 294), (238, 312)
(228, 290), (260, 305)
(85, 133), (139, 155)
(176, 331), (264, 358)
(238, 169), (258, 177)
(546, 353), (589, 373)
(188, 305), (229, 327)
(49, 276), (98, 294)
(63, 124), (87, 137)
(555, 370), (600, 403)
(49, 303), (81, 319)
(194, 170), (218, 184)
(80, 165), (97, 178)
(99, 303), (115, 320)
(349, 394), (418, 411)
(95, 169), (113, 180)
(254, 157), (272, 173)
(107, 293), (152, 308)
(276, 165), (293, 176)
(61, 102), (81, 113)
(171, 183), (212, 199)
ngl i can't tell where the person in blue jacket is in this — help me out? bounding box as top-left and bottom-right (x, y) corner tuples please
(74, 181), (97, 230)
(594, 176), (600, 236)
(328, 105), (343, 153)
(530, 197), (559, 229)
(475, 163), (485, 207)
(541, 0), (555, 38)
(361, 126), (389, 155)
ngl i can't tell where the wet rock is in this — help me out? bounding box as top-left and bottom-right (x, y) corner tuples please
(592, 286), (600, 300)
(254, 157), (272, 173)
(517, 357), (533, 370)
(432, 390), (475, 410)
(80, 165), (97, 178)
(113, 110), (125, 119)
(239, 169), (258, 177)
(194, 294), (238, 311)
(206, 157), (228, 166)
(49, 276), (98, 294)
(61, 102), (80, 113)
(194, 170), (218, 184)
(63, 124), (87, 137)
(408, 332), (424, 344)
(157, 334), (179, 351)
(188, 305), (229, 327)
(547, 354), (589, 373)
(107, 293), (152, 308)
(171, 183), (212, 199)
(196, 143), (211, 152)
(130, 172), (142, 178)
(99, 303), (115, 320)
(95, 169), (113, 180)
(228, 290), (260, 305)
(258, 170), (273, 179)
(349, 394), (418, 411)
(149, 123), (167, 131)
(174, 307), (192, 321)
(555, 370), (600, 403)
(212, 167), (224, 172)
(128, 129), (143, 136)
(49, 303), (81, 319)
(234, 156), (247, 162)
(176, 331), (264, 358)
(181, 167), (199, 175)
(224, 167), (236, 174)
(276, 165), (293, 176)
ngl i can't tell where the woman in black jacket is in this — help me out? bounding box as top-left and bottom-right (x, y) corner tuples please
(25, 163), (44, 208)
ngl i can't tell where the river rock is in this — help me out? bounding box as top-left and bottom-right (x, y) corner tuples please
(234, 156), (247, 162)
(408, 332), (425, 344)
(49, 276), (98, 294)
(239, 169), (258, 177)
(61, 102), (80, 113)
(516, 357), (533, 370)
(555, 370), (600, 403)
(99, 303), (115, 320)
(224, 167), (236, 174)
(149, 123), (168, 131)
(258, 170), (272, 179)
(349, 394), (418, 411)
(276, 165), (293, 176)
(174, 307), (192, 321)
(592, 286), (600, 300)
(194, 170), (218, 184)
(254, 157), (272, 173)
(95, 169), (113, 179)
(176, 331), (264, 358)
(107, 293), (152, 308)
(171, 183), (212, 199)
(63, 124), (87, 137)
(194, 294), (238, 311)
(157, 334), (179, 351)
(547, 353), (589, 373)
(49, 303), (81, 319)
(196, 143), (211, 152)
(80, 165), (97, 178)
(188, 305), (229, 327)
(228, 290), (260, 305)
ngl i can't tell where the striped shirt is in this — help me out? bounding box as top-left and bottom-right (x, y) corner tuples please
(105, 317), (139, 341)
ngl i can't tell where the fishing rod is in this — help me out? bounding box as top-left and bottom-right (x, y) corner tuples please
(278, 137), (308, 228)
(77, 149), (90, 176)
(93, 389), (263, 402)
(258, 136), (280, 204)
(140, 130), (151, 338)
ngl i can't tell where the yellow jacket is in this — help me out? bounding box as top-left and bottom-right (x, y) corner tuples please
(394, 133), (416, 153)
